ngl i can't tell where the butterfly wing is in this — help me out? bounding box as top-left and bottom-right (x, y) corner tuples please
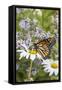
(35, 40), (50, 59)
(38, 44), (50, 59)
(34, 37), (56, 59)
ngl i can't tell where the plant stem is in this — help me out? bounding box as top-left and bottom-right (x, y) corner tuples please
(28, 60), (32, 80)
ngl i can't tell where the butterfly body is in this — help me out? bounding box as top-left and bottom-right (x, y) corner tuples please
(34, 37), (56, 59)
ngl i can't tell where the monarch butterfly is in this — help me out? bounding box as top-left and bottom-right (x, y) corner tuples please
(34, 37), (56, 59)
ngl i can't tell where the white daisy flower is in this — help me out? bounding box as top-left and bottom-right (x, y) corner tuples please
(42, 59), (58, 76)
(17, 43), (42, 61)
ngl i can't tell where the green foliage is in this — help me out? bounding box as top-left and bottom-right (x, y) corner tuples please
(16, 8), (59, 82)
(33, 69), (50, 81)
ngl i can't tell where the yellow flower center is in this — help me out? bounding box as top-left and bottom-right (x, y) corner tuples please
(28, 50), (37, 54)
(51, 63), (58, 69)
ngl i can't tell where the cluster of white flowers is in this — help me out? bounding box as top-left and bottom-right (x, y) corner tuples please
(35, 27), (51, 39)
(19, 18), (38, 31)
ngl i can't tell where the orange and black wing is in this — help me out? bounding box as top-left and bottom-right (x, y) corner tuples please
(37, 44), (49, 59)
(34, 37), (56, 59)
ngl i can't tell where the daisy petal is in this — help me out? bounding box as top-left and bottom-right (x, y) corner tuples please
(21, 43), (28, 51)
(49, 71), (53, 76)
(17, 50), (24, 53)
(20, 51), (27, 57)
(44, 68), (48, 72)
(37, 53), (42, 59)
(54, 69), (58, 76)
(30, 54), (35, 61)
(26, 54), (29, 59)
